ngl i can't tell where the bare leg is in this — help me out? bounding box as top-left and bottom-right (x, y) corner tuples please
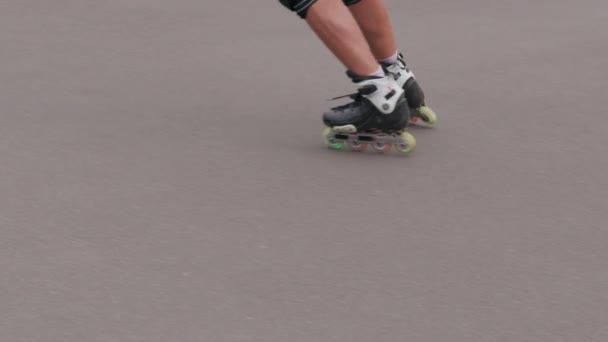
(348, 0), (397, 60)
(306, 0), (380, 76)
(348, 0), (438, 126)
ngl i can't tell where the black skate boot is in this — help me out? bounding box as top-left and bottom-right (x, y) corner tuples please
(322, 72), (416, 155)
(381, 52), (437, 127)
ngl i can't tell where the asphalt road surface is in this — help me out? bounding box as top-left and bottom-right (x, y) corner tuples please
(2, 1), (607, 341)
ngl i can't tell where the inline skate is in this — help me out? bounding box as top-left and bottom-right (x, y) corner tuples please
(322, 72), (416, 155)
(381, 52), (437, 127)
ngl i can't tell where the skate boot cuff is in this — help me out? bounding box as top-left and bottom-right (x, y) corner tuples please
(355, 77), (404, 115)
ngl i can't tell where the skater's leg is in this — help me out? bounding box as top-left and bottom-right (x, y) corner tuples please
(346, 0), (438, 126)
(277, 0), (416, 153)
(305, 0), (380, 76)
(305, 1), (407, 117)
(346, 0), (397, 61)
(278, 0), (406, 115)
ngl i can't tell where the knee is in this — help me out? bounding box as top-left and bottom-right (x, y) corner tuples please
(279, 0), (319, 19)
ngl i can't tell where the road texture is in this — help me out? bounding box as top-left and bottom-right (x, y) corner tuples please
(1, 0), (608, 341)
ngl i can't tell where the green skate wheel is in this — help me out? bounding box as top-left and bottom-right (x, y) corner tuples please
(394, 131), (416, 155)
(411, 105), (437, 127)
(322, 127), (345, 150)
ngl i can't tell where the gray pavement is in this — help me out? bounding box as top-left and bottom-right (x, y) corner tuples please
(1, 0), (608, 341)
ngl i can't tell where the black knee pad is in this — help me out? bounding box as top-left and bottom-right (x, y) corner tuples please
(279, 0), (318, 19)
(343, 0), (363, 6)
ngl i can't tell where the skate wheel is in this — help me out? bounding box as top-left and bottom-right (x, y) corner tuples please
(322, 127), (344, 150)
(411, 106), (437, 127)
(371, 141), (392, 153)
(371, 133), (392, 153)
(347, 139), (368, 152)
(394, 131), (416, 155)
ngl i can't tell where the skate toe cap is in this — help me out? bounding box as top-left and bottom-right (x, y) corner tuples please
(322, 111), (340, 127)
